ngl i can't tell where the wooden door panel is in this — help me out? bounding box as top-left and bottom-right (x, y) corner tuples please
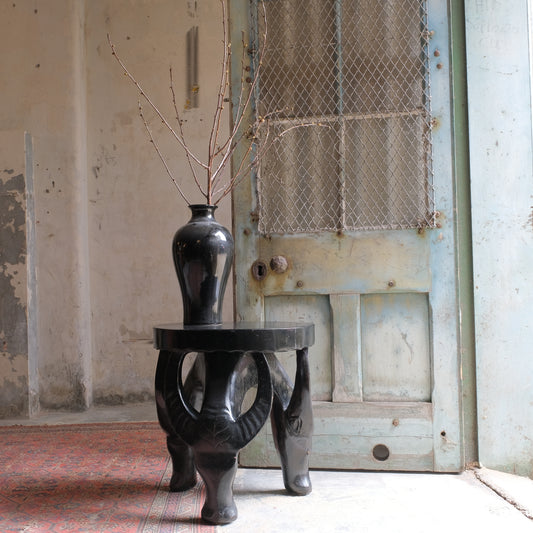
(330, 293), (362, 402)
(242, 400), (434, 471)
(361, 293), (431, 402)
(240, 290), (437, 470)
(255, 231), (431, 296)
(265, 294), (332, 401)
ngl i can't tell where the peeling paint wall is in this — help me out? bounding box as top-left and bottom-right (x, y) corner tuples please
(0, 0), (232, 416)
(1, 1), (95, 410)
(0, 133), (28, 417)
(86, 0), (233, 404)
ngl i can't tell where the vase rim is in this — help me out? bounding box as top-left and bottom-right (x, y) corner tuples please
(188, 203), (217, 210)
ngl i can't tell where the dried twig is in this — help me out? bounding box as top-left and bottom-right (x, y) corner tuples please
(169, 68), (204, 196)
(207, 0), (230, 201)
(138, 101), (190, 203)
(107, 34), (207, 176)
(108, 0), (323, 207)
(209, 4), (269, 196)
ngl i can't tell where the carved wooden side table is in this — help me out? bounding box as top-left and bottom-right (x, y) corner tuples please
(153, 322), (314, 524)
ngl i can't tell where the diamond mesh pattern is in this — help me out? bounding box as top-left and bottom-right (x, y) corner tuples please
(252, 0), (435, 234)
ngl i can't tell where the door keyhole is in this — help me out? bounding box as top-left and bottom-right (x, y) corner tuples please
(251, 260), (268, 281)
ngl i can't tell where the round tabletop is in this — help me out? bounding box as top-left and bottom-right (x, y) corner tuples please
(153, 322), (315, 353)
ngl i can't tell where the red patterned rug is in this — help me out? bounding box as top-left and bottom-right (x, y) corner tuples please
(0, 423), (217, 533)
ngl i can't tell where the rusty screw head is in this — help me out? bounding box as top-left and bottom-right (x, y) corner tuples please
(296, 280), (304, 288)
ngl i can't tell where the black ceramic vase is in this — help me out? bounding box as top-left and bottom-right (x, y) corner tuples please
(172, 204), (234, 326)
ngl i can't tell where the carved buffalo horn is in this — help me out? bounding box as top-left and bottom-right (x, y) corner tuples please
(165, 351), (272, 449)
(232, 351), (273, 448)
(164, 351), (201, 446)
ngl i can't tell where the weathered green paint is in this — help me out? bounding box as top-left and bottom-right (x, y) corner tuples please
(330, 293), (362, 402)
(265, 294), (332, 401)
(449, 0), (478, 467)
(250, 230), (431, 296)
(361, 293), (431, 402)
(230, 0), (264, 322)
(233, 0), (463, 471)
(253, 401), (434, 471)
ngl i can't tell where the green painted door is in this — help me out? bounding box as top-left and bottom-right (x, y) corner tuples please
(231, 0), (462, 472)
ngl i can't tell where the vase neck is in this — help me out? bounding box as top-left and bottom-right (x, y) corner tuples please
(188, 204), (217, 221)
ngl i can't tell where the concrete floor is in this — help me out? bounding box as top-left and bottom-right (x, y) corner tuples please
(2, 402), (533, 532)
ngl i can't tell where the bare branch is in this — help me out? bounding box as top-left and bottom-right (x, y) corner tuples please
(108, 33), (207, 172)
(109, 1), (324, 208)
(138, 101), (190, 204)
(214, 121), (331, 204)
(210, 2), (268, 190)
(207, 0), (232, 203)
(169, 67), (205, 197)
(212, 30), (248, 164)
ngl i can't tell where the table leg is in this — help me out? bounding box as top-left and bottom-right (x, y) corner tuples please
(270, 347), (313, 495)
(161, 350), (272, 524)
(155, 349), (201, 492)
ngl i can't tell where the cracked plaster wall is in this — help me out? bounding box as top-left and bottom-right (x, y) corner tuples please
(0, 0), (232, 415)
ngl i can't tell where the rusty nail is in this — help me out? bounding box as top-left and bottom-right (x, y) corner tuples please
(387, 280), (396, 288)
(436, 63), (443, 70)
(243, 228), (251, 236)
(296, 280), (304, 288)
(436, 222), (442, 228)
(246, 76), (252, 83)
(434, 49), (440, 57)
(435, 211), (441, 218)
(392, 418), (400, 427)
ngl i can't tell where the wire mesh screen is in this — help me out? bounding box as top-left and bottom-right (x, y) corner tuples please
(251, 0), (435, 234)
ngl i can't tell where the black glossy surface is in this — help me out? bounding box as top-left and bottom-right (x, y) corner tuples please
(172, 205), (234, 325)
(154, 321), (315, 352)
(154, 322), (314, 525)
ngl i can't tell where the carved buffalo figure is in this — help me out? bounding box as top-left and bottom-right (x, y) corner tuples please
(155, 348), (312, 524)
